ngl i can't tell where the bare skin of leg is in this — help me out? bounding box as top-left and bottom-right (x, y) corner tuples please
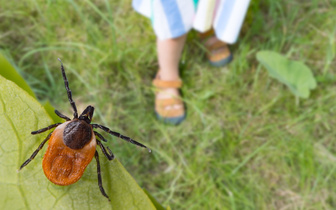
(156, 34), (187, 111)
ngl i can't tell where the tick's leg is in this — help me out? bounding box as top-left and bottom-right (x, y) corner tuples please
(19, 132), (52, 170)
(94, 131), (107, 142)
(55, 110), (71, 121)
(95, 131), (114, 160)
(58, 58), (78, 119)
(96, 140), (114, 161)
(94, 151), (110, 201)
(31, 123), (61, 135)
(92, 124), (151, 153)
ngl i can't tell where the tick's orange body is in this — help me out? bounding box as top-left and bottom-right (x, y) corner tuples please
(42, 122), (96, 185)
(19, 59), (150, 201)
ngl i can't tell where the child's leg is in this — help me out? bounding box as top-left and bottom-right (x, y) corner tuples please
(156, 34), (186, 101)
(153, 34), (187, 124)
(157, 34), (186, 81)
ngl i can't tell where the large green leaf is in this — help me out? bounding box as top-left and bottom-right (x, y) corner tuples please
(256, 51), (317, 98)
(144, 188), (170, 210)
(0, 75), (156, 209)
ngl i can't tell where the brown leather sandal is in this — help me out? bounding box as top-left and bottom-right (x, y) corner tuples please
(199, 29), (233, 67)
(152, 74), (186, 125)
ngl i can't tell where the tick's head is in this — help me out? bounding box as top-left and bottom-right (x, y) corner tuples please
(79, 105), (94, 123)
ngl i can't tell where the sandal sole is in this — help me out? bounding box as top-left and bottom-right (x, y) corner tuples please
(155, 111), (186, 125)
(209, 54), (233, 67)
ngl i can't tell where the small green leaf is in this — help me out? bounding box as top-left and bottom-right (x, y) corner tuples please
(256, 51), (317, 98)
(0, 75), (156, 209)
(0, 53), (36, 98)
(0, 53), (59, 123)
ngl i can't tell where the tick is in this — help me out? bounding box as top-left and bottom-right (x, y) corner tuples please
(19, 58), (151, 201)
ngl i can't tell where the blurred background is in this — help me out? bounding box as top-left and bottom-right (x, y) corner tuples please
(1, 0), (336, 209)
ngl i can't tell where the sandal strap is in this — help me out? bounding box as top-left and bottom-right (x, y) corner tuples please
(155, 98), (184, 118)
(152, 78), (182, 88)
(199, 29), (227, 51)
(156, 98), (183, 106)
(205, 40), (227, 51)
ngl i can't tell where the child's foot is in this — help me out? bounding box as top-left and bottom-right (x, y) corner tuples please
(199, 30), (233, 67)
(205, 36), (233, 67)
(152, 73), (186, 125)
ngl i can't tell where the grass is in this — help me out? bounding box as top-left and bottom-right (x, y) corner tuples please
(1, 0), (336, 209)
